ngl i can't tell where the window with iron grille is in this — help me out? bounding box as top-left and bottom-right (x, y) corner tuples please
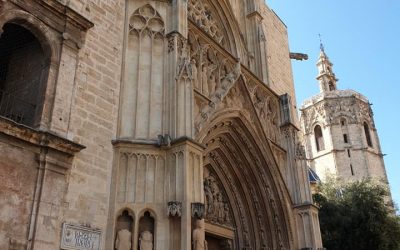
(0, 23), (49, 127)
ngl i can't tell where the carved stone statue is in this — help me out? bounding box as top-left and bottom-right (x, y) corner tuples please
(139, 231), (153, 250)
(202, 62), (209, 96)
(204, 178), (214, 215)
(115, 229), (131, 250)
(193, 219), (208, 250)
(178, 42), (191, 79)
(203, 174), (232, 226)
(191, 59), (199, 89)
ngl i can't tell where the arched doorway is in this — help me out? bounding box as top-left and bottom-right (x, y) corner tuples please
(199, 114), (293, 250)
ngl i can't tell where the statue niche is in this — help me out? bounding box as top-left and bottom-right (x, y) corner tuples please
(138, 211), (154, 250)
(115, 210), (134, 250)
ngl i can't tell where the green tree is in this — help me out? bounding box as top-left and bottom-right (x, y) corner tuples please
(314, 178), (400, 250)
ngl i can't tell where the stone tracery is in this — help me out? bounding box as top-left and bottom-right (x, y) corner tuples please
(188, 0), (224, 45)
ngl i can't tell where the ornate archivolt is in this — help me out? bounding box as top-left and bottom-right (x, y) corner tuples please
(201, 116), (292, 249)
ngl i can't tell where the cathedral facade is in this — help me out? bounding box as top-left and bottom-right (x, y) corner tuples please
(0, 0), (322, 249)
(300, 46), (389, 185)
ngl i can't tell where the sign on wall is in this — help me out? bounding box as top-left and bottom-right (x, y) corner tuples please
(61, 223), (102, 250)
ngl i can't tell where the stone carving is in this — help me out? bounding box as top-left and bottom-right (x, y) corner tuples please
(192, 202), (205, 219)
(177, 41), (192, 79)
(216, 61), (241, 98)
(188, 0), (224, 44)
(139, 231), (153, 250)
(167, 201), (182, 217)
(204, 174), (232, 226)
(193, 220), (208, 250)
(220, 239), (233, 250)
(302, 95), (374, 134)
(129, 5), (165, 36)
(191, 59), (199, 88)
(115, 229), (132, 250)
(252, 87), (280, 143)
(188, 31), (240, 99)
(295, 143), (306, 160)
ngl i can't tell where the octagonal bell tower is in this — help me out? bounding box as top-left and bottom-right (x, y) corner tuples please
(300, 45), (389, 185)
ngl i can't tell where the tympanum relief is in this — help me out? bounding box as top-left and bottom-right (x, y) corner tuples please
(204, 172), (232, 227)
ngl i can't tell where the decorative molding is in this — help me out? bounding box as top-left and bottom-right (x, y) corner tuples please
(191, 202), (205, 219)
(167, 201), (182, 217)
(129, 4), (165, 36)
(4, 0), (94, 49)
(188, 0), (224, 44)
(0, 117), (85, 156)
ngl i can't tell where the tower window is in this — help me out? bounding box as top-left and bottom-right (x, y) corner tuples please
(347, 149), (351, 157)
(343, 134), (349, 143)
(350, 164), (355, 176)
(328, 81), (335, 91)
(0, 23), (49, 127)
(314, 125), (325, 151)
(363, 122), (373, 147)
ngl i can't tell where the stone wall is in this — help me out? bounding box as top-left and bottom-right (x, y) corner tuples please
(261, 4), (299, 124)
(58, 1), (124, 247)
(0, 137), (37, 250)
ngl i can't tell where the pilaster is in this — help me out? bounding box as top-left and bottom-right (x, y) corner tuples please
(166, 32), (195, 138)
(294, 204), (323, 250)
(167, 138), (204, 250)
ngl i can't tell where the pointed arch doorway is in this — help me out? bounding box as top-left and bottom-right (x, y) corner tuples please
(199, 113), (293, 250)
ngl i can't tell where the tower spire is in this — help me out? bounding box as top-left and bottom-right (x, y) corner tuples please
(316, 35), (338, 93)
(319, 34), (324, 52)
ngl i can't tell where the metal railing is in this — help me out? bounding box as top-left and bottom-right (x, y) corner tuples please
(0, 89), (37, 125)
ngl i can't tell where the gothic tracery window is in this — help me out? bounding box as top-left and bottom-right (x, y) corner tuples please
(314, 125), (325, 151)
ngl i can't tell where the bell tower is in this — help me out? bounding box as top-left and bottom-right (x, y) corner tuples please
(316, 42), (338, 93)
(300, 44), (390, 190)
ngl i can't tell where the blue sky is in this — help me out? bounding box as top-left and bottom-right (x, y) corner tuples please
(266, 0), (400, 207)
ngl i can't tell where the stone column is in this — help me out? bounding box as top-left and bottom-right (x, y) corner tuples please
(245, 0), (264, 79)
(280, 94), (323, 249)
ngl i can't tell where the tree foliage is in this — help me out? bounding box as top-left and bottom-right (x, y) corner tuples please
(314, 178), (400, 250)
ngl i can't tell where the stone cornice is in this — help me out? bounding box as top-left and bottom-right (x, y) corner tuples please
(7, 0), (94, 49)
(0, 116), (85, 156)
(10, 0), (94, 30)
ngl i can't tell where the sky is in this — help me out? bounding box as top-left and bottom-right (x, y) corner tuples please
(266, 0), (400, 208)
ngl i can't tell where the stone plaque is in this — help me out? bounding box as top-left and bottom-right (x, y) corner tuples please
(61, 223), (102, 250)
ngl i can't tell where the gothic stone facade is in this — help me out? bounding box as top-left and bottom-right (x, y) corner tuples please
(0, 0), (322, 249)
(300, 49), (389, 184)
